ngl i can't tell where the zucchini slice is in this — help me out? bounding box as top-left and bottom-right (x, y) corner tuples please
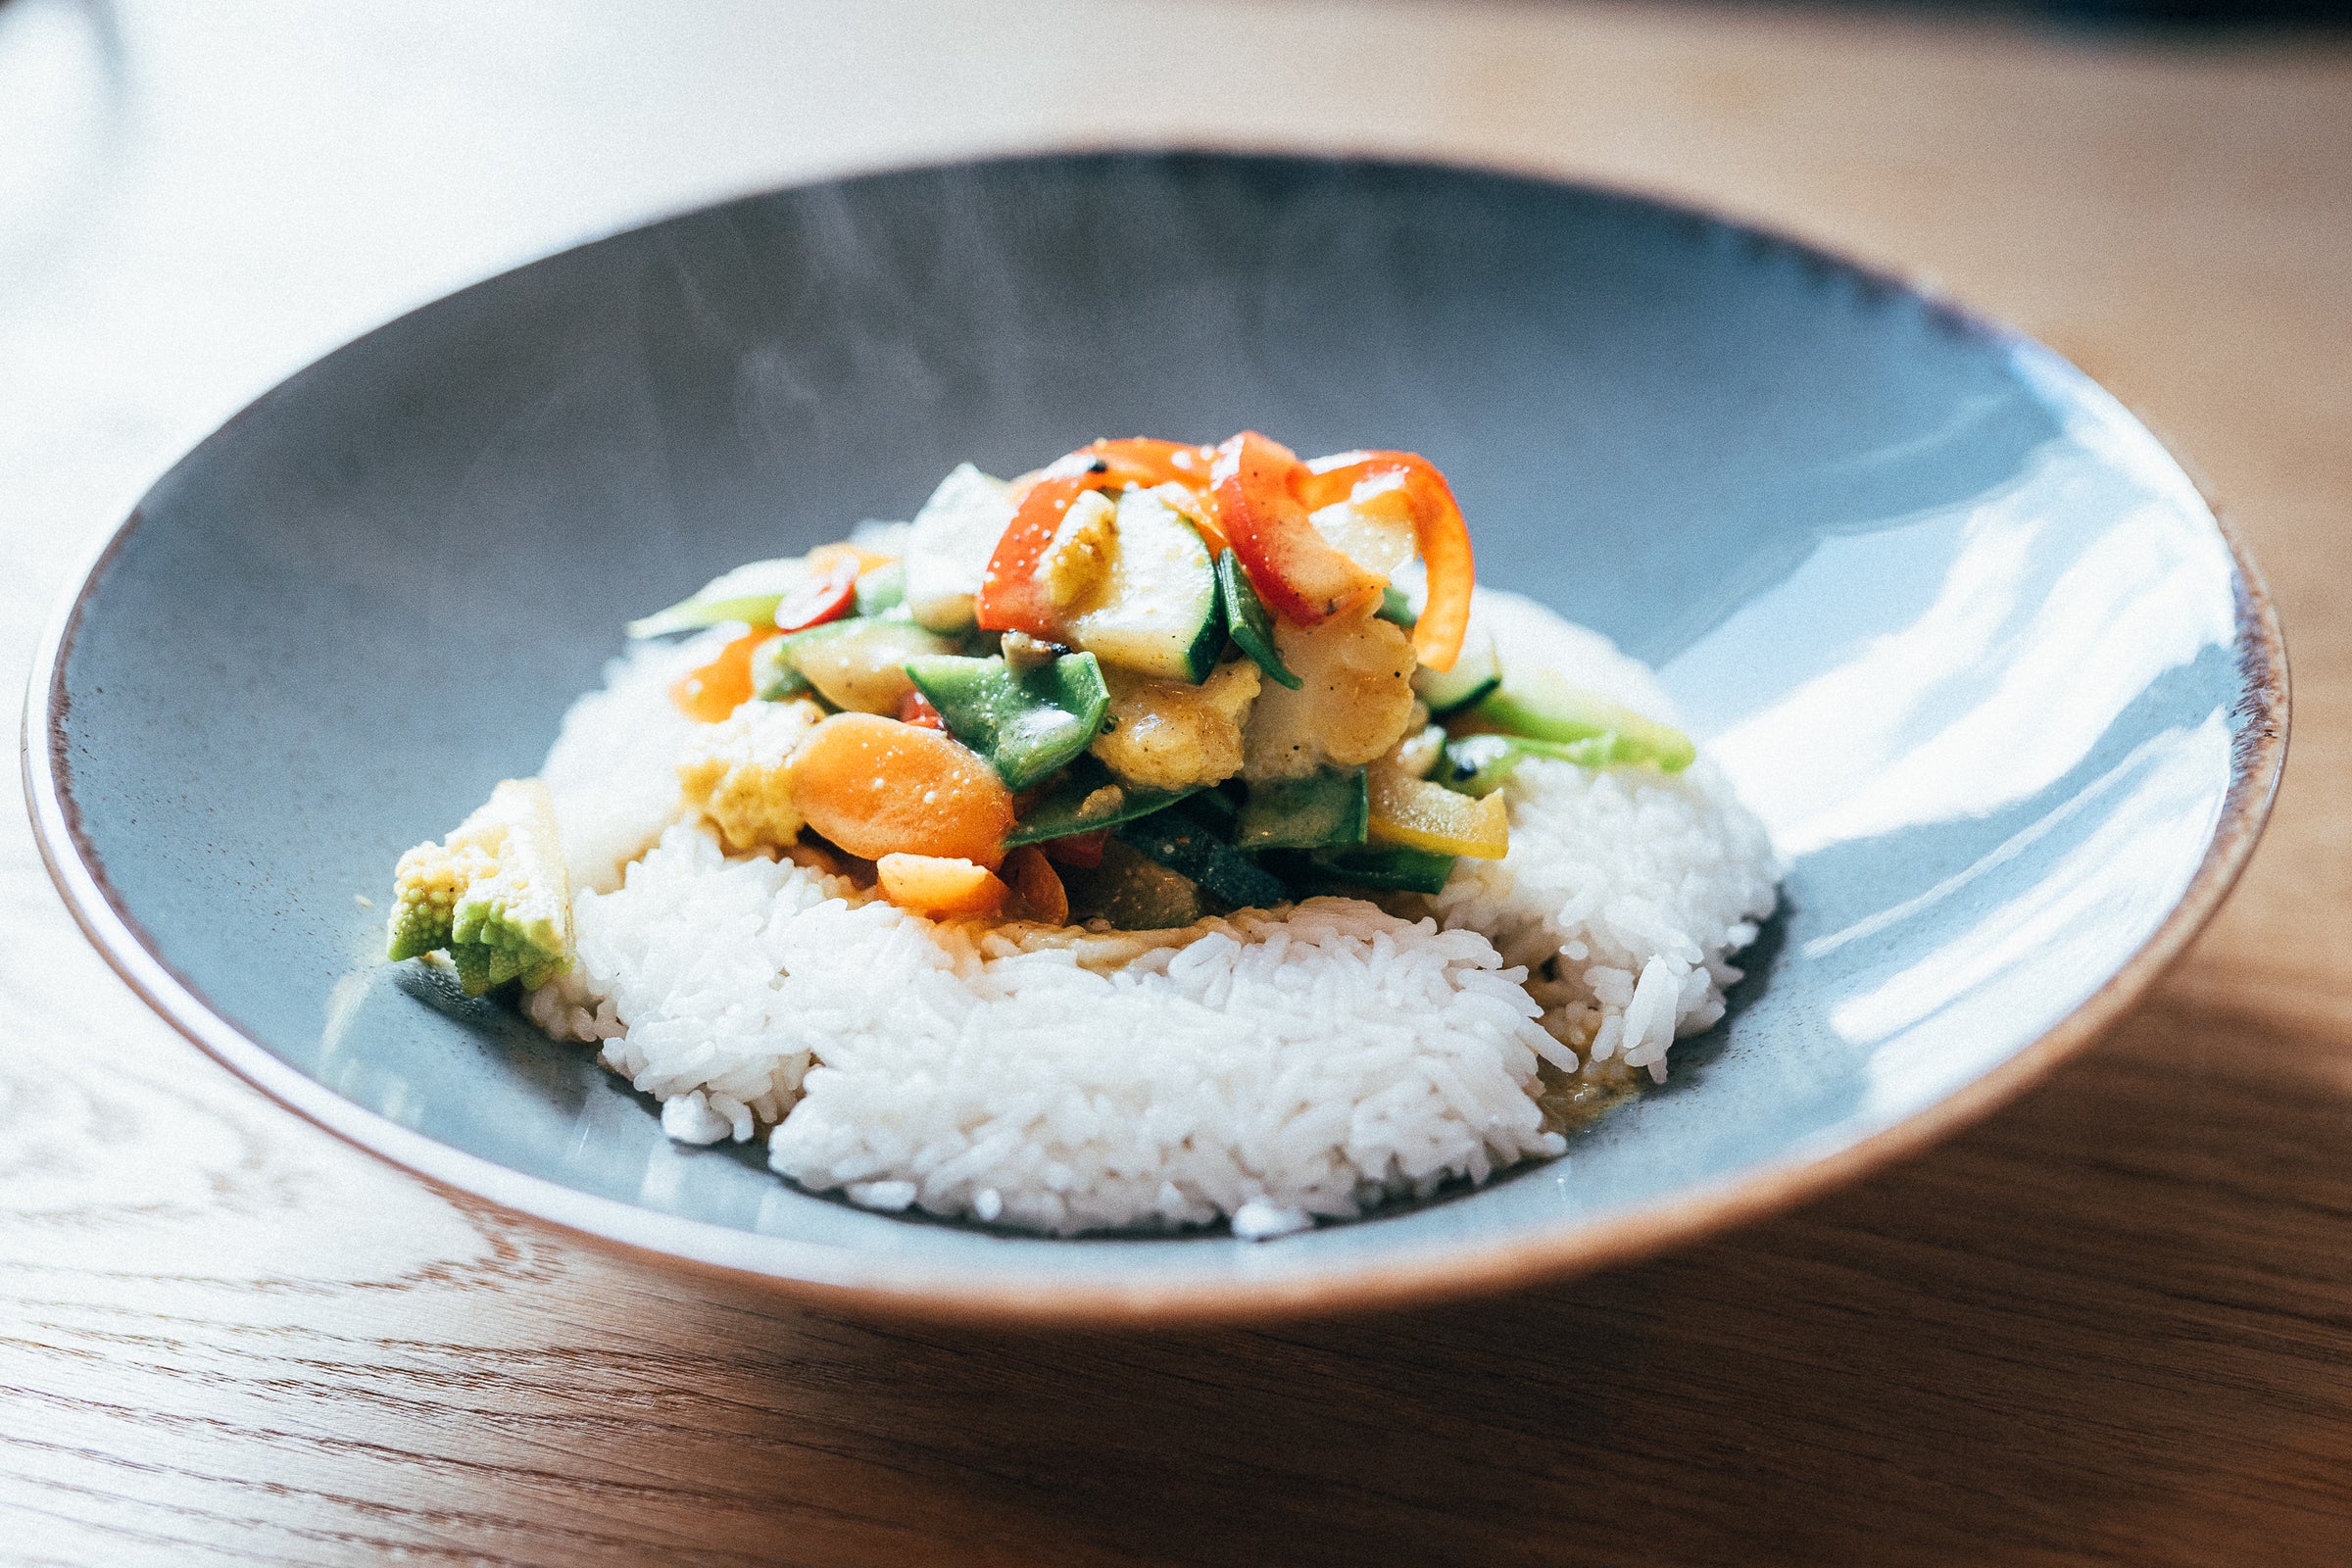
(1411, 625), (1499, 714)
(1437, 732), (1628, 796)
(1304, 844), (1457, 896)
(1473, 667), (1695, 773)
(1060, 840), (1208, 930)
(903, 464), (1014, 632)
(1062, 487), (1223, 683)
(776, 616), (956, 713)
(750, 635), (810, 701)
(1235, 769), (1369, 851)
(854, 560), (907, 617)
(1117, 808), (1289, 911)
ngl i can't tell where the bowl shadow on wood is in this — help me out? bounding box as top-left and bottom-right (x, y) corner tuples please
(604, 988), (2352, 1566)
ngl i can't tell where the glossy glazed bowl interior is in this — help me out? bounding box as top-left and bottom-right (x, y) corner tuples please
(28, 154), (2283, 1323)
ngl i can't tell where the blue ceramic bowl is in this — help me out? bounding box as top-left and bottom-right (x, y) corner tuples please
(26, 154), (2284, 1322)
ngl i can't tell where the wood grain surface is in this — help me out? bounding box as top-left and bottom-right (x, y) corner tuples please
(5, 3), (2350, 1562)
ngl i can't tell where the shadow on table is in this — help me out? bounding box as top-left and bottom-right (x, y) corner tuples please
(641, 988), (2352, 1566)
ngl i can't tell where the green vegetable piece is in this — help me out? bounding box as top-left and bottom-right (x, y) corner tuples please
(1473, 668), (1695, 773)
(1060, 839), (1208, 931)
(854, 560), (906, 616)
(1411, 625), (1500, 715)
(905, 652), (1110, 791)
(1375, 586), (1418, 630)
(1307, 843), (1457, 895)
(1236, 768), (1369, 851)
(750, 636), (810, 701)
(1183, 783), (1240, 832)
(387, 778), (574, 995)
(1004, 756), (1202, 847)
(1436, 734), (1521, 797)
(776, 615), (956, 713)
(1118, 811), (1290, 911)
(1216, 551), (1302, 690)
(1438, 733), (1626, 797)
(626, 557), (808, 639)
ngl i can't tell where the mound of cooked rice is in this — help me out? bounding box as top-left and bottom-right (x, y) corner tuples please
(523, 591), (1778, 1237)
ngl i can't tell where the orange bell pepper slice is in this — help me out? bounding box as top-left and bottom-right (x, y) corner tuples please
(1299, 449), (1475, 672)
(975, 438), (1215, 639)
(1206, 431), (1387, 631)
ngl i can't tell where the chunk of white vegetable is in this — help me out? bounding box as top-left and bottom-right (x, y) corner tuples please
(903, 464), (1014, 632)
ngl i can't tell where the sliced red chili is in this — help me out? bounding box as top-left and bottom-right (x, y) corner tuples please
(772, 553), (862, 633)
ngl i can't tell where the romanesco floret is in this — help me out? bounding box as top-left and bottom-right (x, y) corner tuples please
(387, 777), (574, 995)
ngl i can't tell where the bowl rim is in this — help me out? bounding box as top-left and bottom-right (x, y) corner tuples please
(20, 149), (2291, 1326)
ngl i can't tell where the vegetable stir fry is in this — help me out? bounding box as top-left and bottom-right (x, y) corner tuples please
(630, 432), (1692, 928)
(391, 434), (1699, 976)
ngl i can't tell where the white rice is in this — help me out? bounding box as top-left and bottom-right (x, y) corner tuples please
(538, 631), (711, 895)
(1420, 592), (1780, 1082)
(523, 593), (1778, 1235)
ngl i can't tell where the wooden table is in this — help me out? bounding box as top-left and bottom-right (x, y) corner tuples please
(6, 3), (2348, 1561)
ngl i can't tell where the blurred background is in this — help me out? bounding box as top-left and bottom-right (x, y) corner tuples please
(4, 0), (2345, 531)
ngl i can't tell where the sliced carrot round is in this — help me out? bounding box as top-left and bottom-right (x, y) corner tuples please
(790, 713), (1014, 867)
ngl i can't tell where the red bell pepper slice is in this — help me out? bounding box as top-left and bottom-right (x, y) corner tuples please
(1300, 449), (1476, 672)
(975, 438), (1215, 638)
(1206, 431), (1386, 629)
